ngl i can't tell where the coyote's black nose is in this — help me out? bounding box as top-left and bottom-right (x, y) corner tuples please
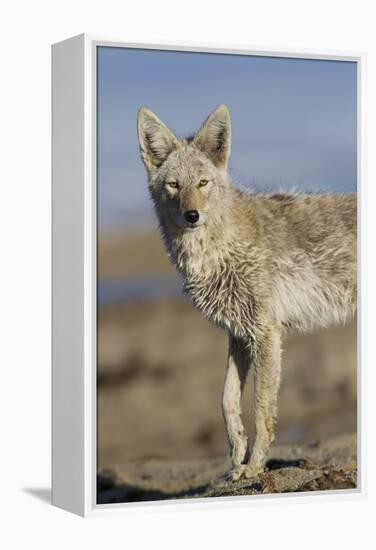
(184, 210), (199, 224)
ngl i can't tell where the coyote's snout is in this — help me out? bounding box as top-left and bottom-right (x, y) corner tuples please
(137, 104), (357, 481)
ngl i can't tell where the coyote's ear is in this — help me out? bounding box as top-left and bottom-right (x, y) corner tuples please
(137, 108), (179, 171)
(193, 104), (231, 169)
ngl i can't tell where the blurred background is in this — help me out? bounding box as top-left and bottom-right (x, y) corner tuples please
(97, 47), (357, 472)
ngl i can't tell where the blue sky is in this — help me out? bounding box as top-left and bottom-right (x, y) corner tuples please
(97, 47), (357, 233)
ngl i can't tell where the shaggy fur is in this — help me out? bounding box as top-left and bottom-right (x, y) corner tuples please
(137, 104), (357, 480)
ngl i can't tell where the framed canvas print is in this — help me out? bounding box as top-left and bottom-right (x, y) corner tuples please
(52, 34), (365, 517)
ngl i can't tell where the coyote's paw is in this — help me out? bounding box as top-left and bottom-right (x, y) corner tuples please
(228, 464), (264, 482)
(227, 465), (247, 481)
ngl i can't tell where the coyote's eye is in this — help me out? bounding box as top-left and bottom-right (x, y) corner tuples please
(166, 181), (178, 189)
(199, 179), (209, 187)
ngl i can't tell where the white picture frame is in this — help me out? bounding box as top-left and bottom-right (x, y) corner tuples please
(52, 33), (366, 517)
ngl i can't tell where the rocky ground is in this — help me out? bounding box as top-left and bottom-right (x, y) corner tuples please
(97, 433), (357, 504)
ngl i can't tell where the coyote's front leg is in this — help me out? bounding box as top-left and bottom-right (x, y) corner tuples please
(229, 326), (282, 481)
(222, 335), (251, 469)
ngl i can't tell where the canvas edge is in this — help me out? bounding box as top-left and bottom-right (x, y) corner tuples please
(52, 33), (86, 516)
(357, 50), (367, 499)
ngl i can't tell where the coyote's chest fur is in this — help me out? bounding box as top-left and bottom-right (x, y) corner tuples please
(181, 246), (261, 339)
(166, 231), (259, 339)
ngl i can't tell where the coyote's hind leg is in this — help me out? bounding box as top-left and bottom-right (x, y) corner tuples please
(222, 335), (251, 473)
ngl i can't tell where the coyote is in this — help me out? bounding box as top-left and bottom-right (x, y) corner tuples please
(137, 105), (357, 481)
